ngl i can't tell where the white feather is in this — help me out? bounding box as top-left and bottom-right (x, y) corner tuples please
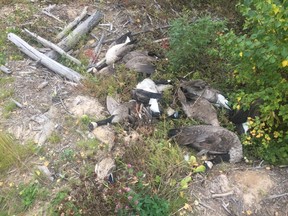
(216, 94), (231, 110)
(136, 78), (158, 93)
(149, 98), (160, 113)
(105, 36), (131, 65)
(242, 122), (249, 134)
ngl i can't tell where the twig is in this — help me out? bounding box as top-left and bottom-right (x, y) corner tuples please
(102, 25), (171, 44)
(266, 193), (288, 200)
(153, 37), (169, 43)
(221, 201), (232, 215)
(24, 28), (81, 65)
(199, 201), (215, 212)
(55, 144), (71, 153)
(56, 6), (88, 40)
(94, 33), (106, 58)
(183, 71), (195, 78)
(42, 5), (65, 24)
(212, 190), (234, 198)
(11, 98), (23, 108)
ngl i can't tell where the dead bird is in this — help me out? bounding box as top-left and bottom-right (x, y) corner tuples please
(96, 32), (136, 70)
(89, 96), (137, 131)
(177, 87), (220, 126)
(122, 50), (151, 63)
(125, 55), (156, 76)
(132, 78), (173, 117)
(97, 65), (116, 76)
(180, 79), (231, 110)
(168, 125), (243, 164)
(132, 78), (162, 116)
(229, 99), (262, 134)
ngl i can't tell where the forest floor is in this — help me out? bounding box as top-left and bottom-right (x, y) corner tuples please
(0, 1), (287, 215)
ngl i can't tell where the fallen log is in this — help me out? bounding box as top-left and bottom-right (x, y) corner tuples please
(24, 28), (81, 65)
(8, 33), (83, 83)
(56, 6), (88, 40)
(47, 10), (103, 60)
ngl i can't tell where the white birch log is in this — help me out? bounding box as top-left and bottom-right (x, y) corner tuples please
(24, 28), (81, 65)
(56, 6), (88, 41)
(47, 10), (103, 60)
(8, 33), (83, 83)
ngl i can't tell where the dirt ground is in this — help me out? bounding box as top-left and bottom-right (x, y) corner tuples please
(0, 1), (287, 216)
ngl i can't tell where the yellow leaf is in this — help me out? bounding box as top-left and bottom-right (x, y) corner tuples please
(183, 203), (192, 211)
(282, 60), (288, 67)
(272, 4), (280, 14)
(9, 182), (14, 187)
(179, 191), (184, 198)
(188, 156), (197, 165)
(239, 52), (243, 57)
(44, 161), (50, 167)
(246, 210), (252, 215)
(39, 157), (45, 161)
(0, 182), (3, 187)
(36, 170), (41, 176)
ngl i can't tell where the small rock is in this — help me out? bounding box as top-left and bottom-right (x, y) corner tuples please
(37, 165), (54, 181)
(92, 125), (115, 151)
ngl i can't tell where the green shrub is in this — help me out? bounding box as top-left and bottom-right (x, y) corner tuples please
(115, 169), (170, 216)
(167, 15), (226, 78)
(218, 0), (288, 164)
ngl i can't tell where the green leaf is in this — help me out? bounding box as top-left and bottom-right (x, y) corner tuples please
(180, 176), (192, 189)
(193, 165), (207, 173)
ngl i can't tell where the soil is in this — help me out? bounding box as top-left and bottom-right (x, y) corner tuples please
(0, 1), (287, 216)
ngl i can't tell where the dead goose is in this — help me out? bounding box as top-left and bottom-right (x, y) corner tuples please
(132, 78), (162, 116)
(96, 32), (136, 70)
(177, 87), (220, 126)
(89, 96), (136, 130)
(180, 79), (231, 110)
(168, 125), (243, 164)
(122, 50), (151, 63)
(125, 55), (156, 76)
(229, 99), (262, 134)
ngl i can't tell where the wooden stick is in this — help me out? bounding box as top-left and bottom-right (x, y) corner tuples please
(212, 190), (234, 198)
(11, 98), (23, 108)
(266, 193), (288, 200)
(46, 10), (103, 60)
(24, 28), (81, 65)
(153, 37), (169, 43)
(42, 5), (65, 24)
(56, 6), (88, 40)
(8, 33), (83, 83)
(94, 33), (105, 58)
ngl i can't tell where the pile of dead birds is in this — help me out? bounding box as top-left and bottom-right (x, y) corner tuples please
(88, 32), (255, 169)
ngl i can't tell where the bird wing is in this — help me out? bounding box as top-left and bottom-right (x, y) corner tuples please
(106, 96), (120, 115)
(133, 89), (162, 100)
(126, 62), (155, 74)
(136, 78), (158, 93)
(178, 128), (229, 154)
